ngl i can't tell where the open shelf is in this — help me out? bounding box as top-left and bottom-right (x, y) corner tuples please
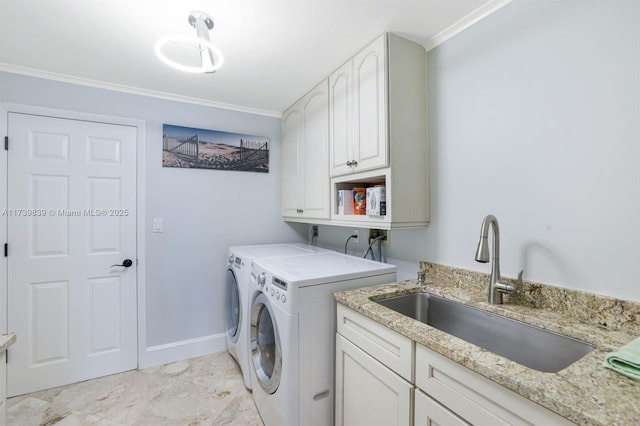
(331, 168), (392, 229)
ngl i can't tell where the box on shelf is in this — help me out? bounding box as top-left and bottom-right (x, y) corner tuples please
(353, 187), (367, 215)
(366, 186), (386, 216)
(338, 190), (354, 215)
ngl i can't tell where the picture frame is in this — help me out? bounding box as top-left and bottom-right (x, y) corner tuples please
(162, 124), (269, 173)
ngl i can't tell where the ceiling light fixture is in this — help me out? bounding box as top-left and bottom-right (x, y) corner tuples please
(154, 11), (223, 73)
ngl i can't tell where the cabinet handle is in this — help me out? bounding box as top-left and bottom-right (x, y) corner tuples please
(297, 208), (304, 214)
(346, 161), (353, 166)
(352, 160), (358, 167)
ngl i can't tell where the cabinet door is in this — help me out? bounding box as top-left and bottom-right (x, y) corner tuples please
(282, 81), (330, 220)
(282, 106), (302, 217)
(335, 334), (412, 426)
(300, 80), (330, 219)
(329, 60), (354, 177)
(415, 389), (470, 426)
(353, 34), (388, 173)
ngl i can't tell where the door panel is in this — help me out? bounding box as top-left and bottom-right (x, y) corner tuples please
(7, 113), (138, 397)
(88, 276), (123, 355)
(31, 130), (69, 161)
(87, 136), (121, 164)
(30, 280), (70, 366)
(31, 174), (70, 256)
(87, 177), (121, 253)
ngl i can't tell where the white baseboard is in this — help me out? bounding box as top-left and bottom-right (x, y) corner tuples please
(140, 332), (227, 369)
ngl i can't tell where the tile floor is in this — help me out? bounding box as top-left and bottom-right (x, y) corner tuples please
(6, 351), (264, 425)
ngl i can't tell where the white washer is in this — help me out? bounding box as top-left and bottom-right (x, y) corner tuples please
(248, 252), (397, 426)
(225, 243), (330, 389)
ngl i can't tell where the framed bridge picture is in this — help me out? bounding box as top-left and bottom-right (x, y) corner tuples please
(162, 124), (270, 173)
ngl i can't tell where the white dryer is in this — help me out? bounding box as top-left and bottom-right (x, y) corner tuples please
(225, 243), (330, 389)
(248, 252), (396, 426)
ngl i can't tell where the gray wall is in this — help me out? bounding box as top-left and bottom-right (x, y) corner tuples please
(0, 73), (306, 347)
(317, 0), (640, 301)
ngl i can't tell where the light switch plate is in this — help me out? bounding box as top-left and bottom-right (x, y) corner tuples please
(153, 218), (163, 233)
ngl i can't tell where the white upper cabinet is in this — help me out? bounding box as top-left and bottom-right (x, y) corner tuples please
(282, 80), (331, 221)
(283, 33), (428, 229)
(330, 34), (388, 177)
(330, 33), (429, 229)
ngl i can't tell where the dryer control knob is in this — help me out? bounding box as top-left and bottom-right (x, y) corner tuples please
(275, 291), (280, 300)
(281, 295), (286, 303)
(228, 254), (234, 263)
(257, 272), (266, 286)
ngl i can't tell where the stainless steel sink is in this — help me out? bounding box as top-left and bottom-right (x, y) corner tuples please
(376, 293), (595, 372)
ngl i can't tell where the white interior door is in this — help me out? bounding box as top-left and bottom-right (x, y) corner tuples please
(6, 113), (138, 397)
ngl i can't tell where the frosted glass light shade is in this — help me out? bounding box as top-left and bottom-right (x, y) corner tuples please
(154, 34), (224, 73)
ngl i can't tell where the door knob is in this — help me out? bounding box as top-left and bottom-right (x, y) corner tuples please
(111, 259), (133, 268)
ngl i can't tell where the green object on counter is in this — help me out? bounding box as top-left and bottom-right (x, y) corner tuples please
(604, 337), (640, 381)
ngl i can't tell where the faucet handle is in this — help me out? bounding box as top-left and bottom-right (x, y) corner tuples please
(494, 270), (524, 295)
(516, 270), (524, 293)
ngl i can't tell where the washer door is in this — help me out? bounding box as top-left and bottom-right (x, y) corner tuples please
(225, 268), (241, 343)
(250, 292), (282, 394)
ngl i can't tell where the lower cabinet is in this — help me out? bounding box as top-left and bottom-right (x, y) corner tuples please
(335, 303), (414, 426)
(414, 389), (469, 426)
(335, 334), (412, 426)
(336, 303), (577, 426)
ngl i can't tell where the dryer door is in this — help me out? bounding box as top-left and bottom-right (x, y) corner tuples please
(225, 268), (241, 343)
(250, 292), (282, 394)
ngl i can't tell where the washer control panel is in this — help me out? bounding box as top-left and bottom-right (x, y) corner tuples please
(252, 263), (292, 311)
(270, 276), (288, 303)
(228, 254), (244, 269)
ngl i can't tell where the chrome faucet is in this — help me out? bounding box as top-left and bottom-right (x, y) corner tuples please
(474, 215), (523, 304)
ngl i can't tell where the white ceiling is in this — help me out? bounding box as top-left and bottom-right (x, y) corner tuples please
(0, 0), (509, 117)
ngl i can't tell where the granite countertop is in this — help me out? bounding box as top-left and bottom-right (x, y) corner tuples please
(334, 263), (640, 426)
(0, 332), (16, 352)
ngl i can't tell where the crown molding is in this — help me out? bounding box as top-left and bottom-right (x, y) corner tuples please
(423, 0), (512, 51)
(0, 63), (283, 119)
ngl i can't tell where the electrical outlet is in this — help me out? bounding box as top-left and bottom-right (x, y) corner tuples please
(368, 229), (389, 246)
(352, 229), (360, 244)
(312, 225), (318, 237)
